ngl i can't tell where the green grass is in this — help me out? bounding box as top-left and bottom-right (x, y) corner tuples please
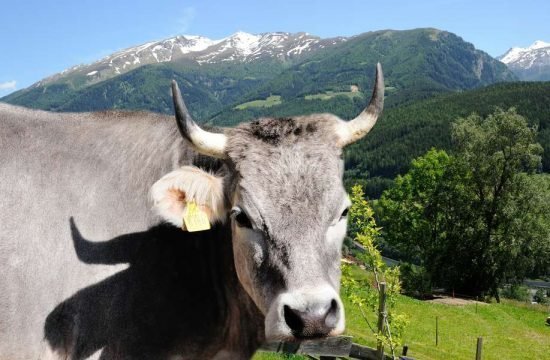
(235, 95), (282, 110)
(253, 265), (550, 360)
(304, 90), (362, 100)
(391, 298), (549, 360)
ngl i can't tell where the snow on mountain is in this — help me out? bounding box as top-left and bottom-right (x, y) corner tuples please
(36, 32), (345, 87)
(499, 40), (550, 65)
(498, 40), (550, 80)
(193, 31), (343, 64)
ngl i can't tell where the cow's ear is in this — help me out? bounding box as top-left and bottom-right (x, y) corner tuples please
(150, 166), (227, 230)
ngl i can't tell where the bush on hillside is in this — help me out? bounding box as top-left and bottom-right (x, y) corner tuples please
(500, 284), (531, 302)
(400, 263), (433, 299)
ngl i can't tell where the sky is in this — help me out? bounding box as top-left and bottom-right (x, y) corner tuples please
(1, 0), (549, 97)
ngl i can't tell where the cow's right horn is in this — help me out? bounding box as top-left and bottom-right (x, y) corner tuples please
(171, 80), (227, 158)
(336, 63), (384, 147)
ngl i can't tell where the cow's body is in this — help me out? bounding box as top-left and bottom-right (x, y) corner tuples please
(0, 64), (384, 360)
(0, 105), (262, 358)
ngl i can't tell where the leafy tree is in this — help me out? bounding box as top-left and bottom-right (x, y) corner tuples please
(342, 185), (407, 355)
(378, 108), (550, 300)
(377, 148), (452, 262)
(451, 108), (545, 298)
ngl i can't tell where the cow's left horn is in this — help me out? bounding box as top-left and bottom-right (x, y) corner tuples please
(336, 63), (384, 146)
(171, 80), (227, 158)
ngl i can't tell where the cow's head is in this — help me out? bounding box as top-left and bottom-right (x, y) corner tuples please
(151, 64), (384, 340)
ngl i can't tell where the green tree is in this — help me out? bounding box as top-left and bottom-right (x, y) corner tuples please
(377, 148), (452, 263)
(451, 108), (545, 298)
(378, 148), (474, 294)
(378, 108), (550, 299)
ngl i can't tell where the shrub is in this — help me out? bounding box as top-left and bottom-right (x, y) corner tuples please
(400, 262), (433, 298)
(533, 288), (549, 304)
(500, 284), (531, 302)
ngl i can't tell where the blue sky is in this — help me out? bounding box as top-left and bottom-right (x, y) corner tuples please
(1, 0), (549, 96)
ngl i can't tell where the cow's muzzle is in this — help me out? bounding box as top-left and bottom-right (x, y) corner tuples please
(264, 285), (345, 340)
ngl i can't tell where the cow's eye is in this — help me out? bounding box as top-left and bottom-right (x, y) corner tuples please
(231, 207), (253, 228)
(340, 208), (349, 220)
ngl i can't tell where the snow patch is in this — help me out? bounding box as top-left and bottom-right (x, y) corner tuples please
(86, 71), (98, 76)
(530, 40), (550, 50)
(288, 39), (317, 55)
(178, 35), (221, 54)
(227, 31), (262, 56)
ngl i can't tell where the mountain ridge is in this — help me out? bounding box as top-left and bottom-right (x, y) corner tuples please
(31, 31), (346, 91)
(2, 28), (516, 120)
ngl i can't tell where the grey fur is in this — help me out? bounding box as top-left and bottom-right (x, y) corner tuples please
(0, 105), (191, 358)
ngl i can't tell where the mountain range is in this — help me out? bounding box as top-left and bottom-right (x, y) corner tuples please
(499, 40), (550, 81)
(2, 28), (515, 121)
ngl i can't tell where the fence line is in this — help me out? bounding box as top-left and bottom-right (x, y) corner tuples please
(260, 336), (415, 360)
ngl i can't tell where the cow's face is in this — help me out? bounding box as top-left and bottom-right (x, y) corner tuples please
(151, 63), (384, 341)
(150, 118), (349, 339)
(225, 116), (349, 339)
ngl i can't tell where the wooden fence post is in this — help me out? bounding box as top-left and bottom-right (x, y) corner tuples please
(475, 337), (483, 360)
(376, 282), (387, 360)
(436, 316), (439, 346)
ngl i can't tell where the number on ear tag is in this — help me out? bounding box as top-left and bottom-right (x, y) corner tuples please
(182, 201), (211, 232)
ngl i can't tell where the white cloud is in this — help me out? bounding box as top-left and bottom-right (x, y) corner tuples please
(177, 6), (196, 34)
(0, 80), (16, 90)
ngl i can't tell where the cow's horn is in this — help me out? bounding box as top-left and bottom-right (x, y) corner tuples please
(171, 80), (227, 158)
(336, 63), (384, 146)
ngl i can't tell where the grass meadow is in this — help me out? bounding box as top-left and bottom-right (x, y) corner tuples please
(254, 265), (550, 360)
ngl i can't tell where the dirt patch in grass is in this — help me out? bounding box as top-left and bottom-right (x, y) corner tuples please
(427, 295), (488, 306)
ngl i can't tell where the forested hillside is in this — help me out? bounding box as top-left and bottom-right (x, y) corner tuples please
(343, 82), (550, 197)
(2, 61), (285, 120)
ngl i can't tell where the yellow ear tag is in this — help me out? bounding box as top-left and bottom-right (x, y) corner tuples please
(182, 201), (211, 232)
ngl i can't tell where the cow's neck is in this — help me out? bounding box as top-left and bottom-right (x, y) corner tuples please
(154, 223), (265, 357)
(219, 227), (265, 356)
(62, 216), (264, 357)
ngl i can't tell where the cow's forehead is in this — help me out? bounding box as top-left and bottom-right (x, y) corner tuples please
(225, 115), (345, 220)
(228, 114), (342, 149)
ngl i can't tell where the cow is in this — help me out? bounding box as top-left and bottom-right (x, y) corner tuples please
(0, 63), (384, 359)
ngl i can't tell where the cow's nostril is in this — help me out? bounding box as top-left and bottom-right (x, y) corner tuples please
(284, 305), (304, 333)
(324, 299), (339, 328)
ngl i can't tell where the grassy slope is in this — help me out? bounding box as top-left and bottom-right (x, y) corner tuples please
(254, 265), (550, 360)
(236, 95), (283, 110)
(391, 298), (549, 360)
(305, 91), (363, 100)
